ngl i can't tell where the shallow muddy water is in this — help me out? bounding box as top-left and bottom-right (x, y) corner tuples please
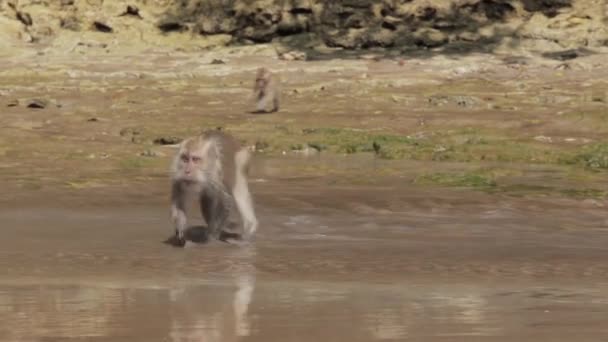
(1, 177), (608, 341)
(1, 48), (608, 341)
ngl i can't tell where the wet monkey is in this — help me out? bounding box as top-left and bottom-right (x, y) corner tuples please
(252, 67), (280, 113)
(170, 131), (258, 244)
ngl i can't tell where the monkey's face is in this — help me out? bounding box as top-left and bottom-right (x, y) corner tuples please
(176, 152), (206, 182)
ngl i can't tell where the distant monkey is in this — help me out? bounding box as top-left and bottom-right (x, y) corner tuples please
(169, 130), (258, 244)
(252, 67), (280, 113)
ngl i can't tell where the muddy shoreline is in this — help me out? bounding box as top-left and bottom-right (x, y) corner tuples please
(1, 42), (608, 340)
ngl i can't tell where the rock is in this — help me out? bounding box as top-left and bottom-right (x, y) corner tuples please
(522, 0), (571, 17)
(367, 28), (396, 47)
(153, 136), (182, 145)
(87, 117), (100, 122)
(60, 16), (81, 31)
(7, 99), (19, 107)
(26, 99), (47, 109)
(277, 11), (310, 35)
(457, 31), (481, 42)
(279, 50), (307, 61)
(542, 48), (594, 61)
(16, 11), (32, 26)
(293, 146), (319, 156)
(455, 96), (477, 107)
(307, 142), (327, 152)
(140, 149), (158, 157)
(210, 58), (226, 64)
(433, 145), (447, 153)
(92, 21), (113, 33)
(534, 135), (553, 143)
(119, 5), (142, 19)
(413, 28), (448, 48)
(158, 22), (187, 33)
(119, 127), (144, 143)
(382, 15), (402, 30)
(119, 127), (141, 137)
(254, 140), (269, 152)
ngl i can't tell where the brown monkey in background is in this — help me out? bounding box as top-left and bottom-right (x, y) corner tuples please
(252, 67), (280, 113)
(169, 130), (258, 245)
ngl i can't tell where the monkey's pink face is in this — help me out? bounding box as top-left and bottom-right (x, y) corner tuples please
(177, 152), (205, 182)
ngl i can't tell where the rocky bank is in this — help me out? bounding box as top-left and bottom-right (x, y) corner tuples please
(0, 0), (607, 57)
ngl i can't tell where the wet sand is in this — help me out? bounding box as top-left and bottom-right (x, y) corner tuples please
(1, 166), (608, 341)
(1, 44), (608, 341)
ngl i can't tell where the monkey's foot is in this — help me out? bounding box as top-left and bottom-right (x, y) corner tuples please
(163, 234), (187, 248)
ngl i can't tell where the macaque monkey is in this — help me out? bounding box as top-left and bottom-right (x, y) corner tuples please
(170, 130), (258, 244)
(252, 67), (280, 113)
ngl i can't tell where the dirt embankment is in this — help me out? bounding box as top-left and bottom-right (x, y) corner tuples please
(1, 0), (607, 56)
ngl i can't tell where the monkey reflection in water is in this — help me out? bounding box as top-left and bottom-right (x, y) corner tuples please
(166, 130), (258, 247)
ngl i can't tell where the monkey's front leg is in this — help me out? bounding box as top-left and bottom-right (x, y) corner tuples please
(171, 182), (188, 241)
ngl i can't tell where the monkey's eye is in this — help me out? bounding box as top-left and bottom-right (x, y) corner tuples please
(180, 154), (189, 163)
(191, 156), (202, 163)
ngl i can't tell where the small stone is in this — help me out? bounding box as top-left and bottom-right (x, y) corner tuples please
(131, 136), (144, 144)
(93, 21), (113, 33)
(153, 136), (182, 145)
(60, 16), (81, 31)
(307, 143), (326, 152)
(279, 51), (307, 61)
(433, 145), (447, 153)
(210, 58), (226, 64)
(254, 141), (269, 151)
(140, 149), (158, 157)
(87, 117), (99, 122)
(413, 28), (448, 48)
(534, 135), (552, 143)
(119, 5), (142, 19)
(16, 12), (32, 26)
(26, 99), (47, 109)
(360, 54), (380, 61)
(7, 99), (19, 107)
(119, 127), (141, 136)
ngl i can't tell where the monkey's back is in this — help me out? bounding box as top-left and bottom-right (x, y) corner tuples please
(201, 130), (242, 191)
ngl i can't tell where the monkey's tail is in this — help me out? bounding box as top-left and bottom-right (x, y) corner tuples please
(235, 148), (252, 176)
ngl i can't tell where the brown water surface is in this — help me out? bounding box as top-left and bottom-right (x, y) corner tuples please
(1, 168), (608, 341)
